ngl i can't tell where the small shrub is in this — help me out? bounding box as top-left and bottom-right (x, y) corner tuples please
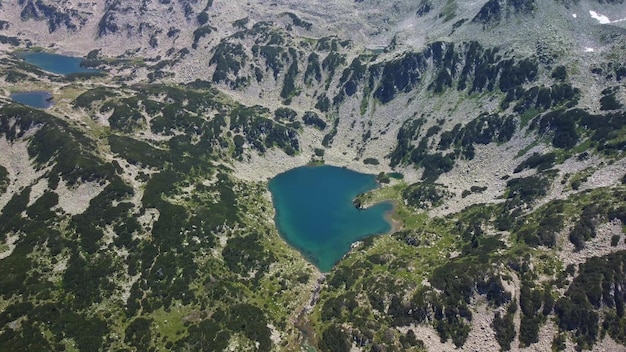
(611, 235), (621, 247)
(551, 66), (567, 81)
(402, 182), (451, 209)
(363, 158), (379, 165)
(376, 172), (390, 184)
(302, 111), (327, 130)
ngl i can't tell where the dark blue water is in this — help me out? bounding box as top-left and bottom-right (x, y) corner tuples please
(10, 92), (53, 109)
(268, 165), (393, 272)
(17, 51), (99, 75)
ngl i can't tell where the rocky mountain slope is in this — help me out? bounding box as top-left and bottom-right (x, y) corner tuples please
(0, 0), (626, 351)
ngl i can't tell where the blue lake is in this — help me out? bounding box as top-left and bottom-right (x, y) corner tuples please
(17, 51), (99, 75)
(10, 91), (53, 109)
(268, 165), (393, 272)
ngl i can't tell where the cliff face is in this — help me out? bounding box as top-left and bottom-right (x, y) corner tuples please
(0, 0), (626, 351)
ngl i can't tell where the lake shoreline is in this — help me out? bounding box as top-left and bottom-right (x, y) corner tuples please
(16, 50), (101, 75)
(267, 164), (394, 273)
(266, 179), (326, 273)
(383, 200), (403, 233)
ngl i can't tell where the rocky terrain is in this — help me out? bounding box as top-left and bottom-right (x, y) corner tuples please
(0, 0), (626, 351)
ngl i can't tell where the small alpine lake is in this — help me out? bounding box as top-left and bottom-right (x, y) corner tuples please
(268, 165), (393, 272)
(10, 91), (53, 109)
(17, 51), (100, 75)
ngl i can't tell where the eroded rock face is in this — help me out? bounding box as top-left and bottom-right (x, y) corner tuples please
(19, 0), (84, 32)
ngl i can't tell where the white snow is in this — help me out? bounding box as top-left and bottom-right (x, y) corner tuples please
(572, 14), (577, 18)
(585, 47), (595, 52)
(589, 10), (611, 24)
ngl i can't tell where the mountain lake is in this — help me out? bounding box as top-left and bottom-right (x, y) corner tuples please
(17, 51), (100, 75)
(10, 91), (53, 109)
(268, 165), (393, 272)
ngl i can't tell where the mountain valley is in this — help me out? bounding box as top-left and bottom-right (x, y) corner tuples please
(0, 0), (626, 351)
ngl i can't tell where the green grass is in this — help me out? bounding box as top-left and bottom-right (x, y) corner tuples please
(519, 108), (539, 128)
(360, 86), (370, 116)
(149, 306), (192, 342)
(441, 0), (458, 22)
(331, 181), (461, 283)
(516, 138), (540, 158)
(568, 167), (595, 190)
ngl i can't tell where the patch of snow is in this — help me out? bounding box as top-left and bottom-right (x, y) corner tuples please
(589, 10), (611, 24)
(585, 47), (595, 53)
(572, 14), (577, 18)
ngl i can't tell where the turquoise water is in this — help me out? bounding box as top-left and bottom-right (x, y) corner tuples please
(268, 165), (393, 272)
(10, 92), (53, 109)
(17, 51), (99, 75)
